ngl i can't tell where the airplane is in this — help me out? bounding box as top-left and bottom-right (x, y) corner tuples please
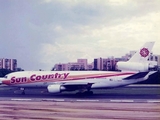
(0, 41), (157, 95)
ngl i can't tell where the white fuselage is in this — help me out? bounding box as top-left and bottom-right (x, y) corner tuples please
(1, 71), (144, 89)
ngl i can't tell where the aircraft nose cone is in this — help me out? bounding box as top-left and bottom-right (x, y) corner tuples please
(0, 78), (5, 84)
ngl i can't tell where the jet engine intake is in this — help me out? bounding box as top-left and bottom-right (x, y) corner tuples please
(47, 84), (65, 93)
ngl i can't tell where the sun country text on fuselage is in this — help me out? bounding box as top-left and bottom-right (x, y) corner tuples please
(2, 71), (135, 86)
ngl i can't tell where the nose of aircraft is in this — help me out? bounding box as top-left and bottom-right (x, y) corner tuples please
(0, 78), (5, 84)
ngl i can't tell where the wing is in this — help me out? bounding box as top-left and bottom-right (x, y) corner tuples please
(123, 72), (149, 80)
(123, 71), (156, 80)
(47, 82), (94, 93)
(61, 82), (94, 91)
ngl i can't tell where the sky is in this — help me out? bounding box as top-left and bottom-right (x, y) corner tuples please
(0, 0), (160, 70)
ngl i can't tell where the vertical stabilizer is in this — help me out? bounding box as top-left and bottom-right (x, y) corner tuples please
(129, 42), (155, 63)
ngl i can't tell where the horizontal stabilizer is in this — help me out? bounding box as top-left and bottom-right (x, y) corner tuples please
(123, 72), (149, 80)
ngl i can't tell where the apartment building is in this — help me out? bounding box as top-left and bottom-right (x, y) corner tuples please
(0, 58), (17, 71)
(54, 59), (88, 71)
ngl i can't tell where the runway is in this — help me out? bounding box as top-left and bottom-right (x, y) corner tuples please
(0, 85), (160, 120)
(0, 85), (160, 103)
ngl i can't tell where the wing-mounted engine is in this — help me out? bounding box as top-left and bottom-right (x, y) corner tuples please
(116, 61), (157, 72)
(47, 82), (93, 93)
(47, 84), (66, 93)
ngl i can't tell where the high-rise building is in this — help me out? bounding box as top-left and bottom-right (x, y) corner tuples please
(77, 59), (88, 70)
(54, 59), (91, 71)
(93, 58), (103, 70)
(87, 63), (93, 70)
(54, 63), (68, 71)
(0, 58), (17, 71)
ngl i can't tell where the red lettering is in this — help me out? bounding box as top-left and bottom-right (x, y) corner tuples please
(28, 72), (70, 83)
(36, 75), (41, 80)
(16, 78), (21, 83)
(11, 77), (16, 84)
(48, 74), (54, 79)
(10, 77), (28, 84)
(30, 74), (36, 81)
(55, 73), (59, 78)
(64, 73), (69, 79)
(58, 74), (62, 79)
(21, 77), (27, 82)
(42, 75), (48, 80)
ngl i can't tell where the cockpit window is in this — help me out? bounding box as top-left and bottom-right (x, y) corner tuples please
(4, 75), (8, 78)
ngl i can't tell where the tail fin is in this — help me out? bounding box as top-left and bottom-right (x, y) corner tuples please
(129, 41), (155, 62)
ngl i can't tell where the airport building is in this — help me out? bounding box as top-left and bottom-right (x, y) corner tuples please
(0, 58), (17, 71)
(54, 59), (89, 71)
(93, 57), (117, 71)
(54, 63), (68, 71)
(77, 59), (88, 70)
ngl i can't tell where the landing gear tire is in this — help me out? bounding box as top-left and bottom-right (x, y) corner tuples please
(21, 90), (25, 95)
(20, 88), (25, 95)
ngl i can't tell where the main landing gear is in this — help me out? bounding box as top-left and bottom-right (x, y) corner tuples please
(13, 88), (25, 95)
(20, 88), (25, 95)
(20, 88), (26, 95)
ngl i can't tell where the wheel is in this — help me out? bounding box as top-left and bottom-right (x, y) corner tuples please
(20, 88), (25, 95)
(21, 90), (25, 95)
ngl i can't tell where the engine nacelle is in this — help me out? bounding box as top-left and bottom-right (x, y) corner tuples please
(117, 62), (149, 72)
(148, 61), (158, 70)
(47, 84), (65, 93)
(117, 61), (158, 72)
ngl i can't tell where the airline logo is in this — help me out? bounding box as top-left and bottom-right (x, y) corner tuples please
(140, 48), (149, 57)
(10, 73), (70, 84)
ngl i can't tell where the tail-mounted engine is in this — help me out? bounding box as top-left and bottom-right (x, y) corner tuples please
(116, 61), (157, 72)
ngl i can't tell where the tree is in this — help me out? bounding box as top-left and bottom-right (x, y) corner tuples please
(0, 69), (13, 77)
